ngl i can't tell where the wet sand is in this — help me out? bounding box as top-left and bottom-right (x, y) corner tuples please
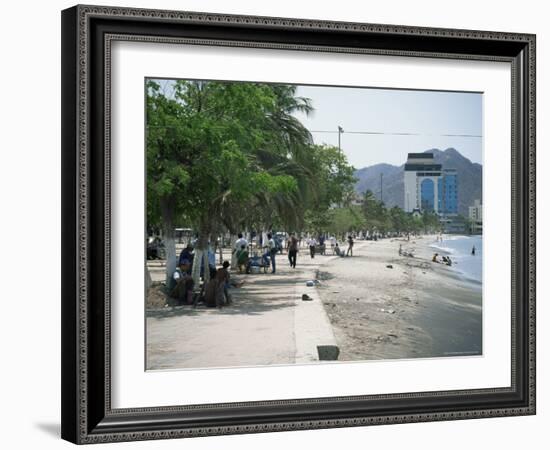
(316, 237), (482, 361)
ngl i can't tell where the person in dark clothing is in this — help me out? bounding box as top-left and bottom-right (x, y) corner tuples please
(288, 233), (298, 268)
(178, 243), (194, 266)
(346, 235), (354, 256)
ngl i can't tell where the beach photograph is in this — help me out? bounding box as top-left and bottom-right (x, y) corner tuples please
(145, 79), (483, 370)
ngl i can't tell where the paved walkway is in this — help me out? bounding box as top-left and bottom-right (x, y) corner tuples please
(146, 247), (347, 370)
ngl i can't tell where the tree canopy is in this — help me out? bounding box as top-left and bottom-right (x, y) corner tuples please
(146, 79), (357, 282)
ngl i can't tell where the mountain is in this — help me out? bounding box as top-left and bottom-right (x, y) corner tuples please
(353, 148), (482, 216)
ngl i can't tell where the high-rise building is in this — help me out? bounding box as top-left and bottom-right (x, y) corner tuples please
(404, 153), (458, 215)
(404, 153), (442, 213)
(438, 169), (458, 215)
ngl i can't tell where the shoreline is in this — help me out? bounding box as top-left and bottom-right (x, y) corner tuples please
(316, 236), (482, 361)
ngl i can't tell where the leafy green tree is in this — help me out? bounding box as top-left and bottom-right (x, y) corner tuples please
(147, 80), (303, 285)
(421, 210), (442, 234)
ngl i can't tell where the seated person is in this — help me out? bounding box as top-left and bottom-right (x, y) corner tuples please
(169, 260), (194, 304)
(334, 242), (343, 256)
(432, 253), (440, 263)
(216, 261), (232, 305)
(201, 278), (219, 307)
(202, 261), (231, 307)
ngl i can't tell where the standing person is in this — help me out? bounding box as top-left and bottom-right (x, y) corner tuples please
(329, 235), (336, 254)
(236, 244), (249, 274)
(346, 235), (354, 256)
(471, 245), (476, 256)
(267, 233), (277, 273)
(308, 236), (317, 259)
(318, 235), (325, 255)
(288, 233), (298, 268)
(232, 233), (248, 269)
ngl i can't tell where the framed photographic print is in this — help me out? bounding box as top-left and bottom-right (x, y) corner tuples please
(61, 4), (536, 444)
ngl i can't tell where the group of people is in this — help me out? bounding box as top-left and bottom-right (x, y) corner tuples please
(168, 231), (358, 307)
(234, 232), (278, 274)
(432, 252), (453, 266)
(305, 234), (354, 259)
(169, 243), (233, 308)
(233, 232), (356, 275)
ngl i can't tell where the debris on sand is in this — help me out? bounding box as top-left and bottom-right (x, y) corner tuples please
(386, 264), (393, 269)
(302, 294), (313, 301)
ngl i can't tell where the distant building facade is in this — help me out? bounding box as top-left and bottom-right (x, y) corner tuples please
(469, 199), (483, 234)
(404, 153), (458, 215)
(438, 169), (458, 215)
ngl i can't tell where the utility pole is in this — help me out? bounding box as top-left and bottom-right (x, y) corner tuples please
(380, 173), (383, 203)
(337, 126), (344, 152)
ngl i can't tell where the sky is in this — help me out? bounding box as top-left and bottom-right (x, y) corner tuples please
(293, 85), (483, 169)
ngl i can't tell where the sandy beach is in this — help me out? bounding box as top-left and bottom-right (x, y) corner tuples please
(316, 236), (482, 361)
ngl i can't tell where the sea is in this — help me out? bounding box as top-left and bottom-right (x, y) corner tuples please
(429, 235), (482, 284)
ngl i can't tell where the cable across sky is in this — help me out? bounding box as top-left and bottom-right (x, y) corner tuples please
(308, 130), (482, 138)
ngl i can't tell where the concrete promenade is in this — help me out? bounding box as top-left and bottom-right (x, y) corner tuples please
(146, 245), (349, 370)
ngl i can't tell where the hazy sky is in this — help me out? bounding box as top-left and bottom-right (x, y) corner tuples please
(293, 85), (483, 169)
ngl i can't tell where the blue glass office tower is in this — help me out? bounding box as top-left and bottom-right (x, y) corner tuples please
(438, 169), (458, 215)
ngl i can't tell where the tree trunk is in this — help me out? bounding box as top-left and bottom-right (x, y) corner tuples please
(191, 232), (209, 289)
(229, 233), (238, 269)
(146, 265), (152, 291)
(161, 199), (176, 288)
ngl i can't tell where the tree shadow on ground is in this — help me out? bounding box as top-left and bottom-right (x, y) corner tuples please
(147, 292), (298, 319)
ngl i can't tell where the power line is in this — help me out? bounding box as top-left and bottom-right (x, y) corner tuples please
(309, 130), (482, 138)
(145, 125), (482, 138)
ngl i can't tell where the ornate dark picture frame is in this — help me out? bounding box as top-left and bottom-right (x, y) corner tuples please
(61, 4), (536, 444)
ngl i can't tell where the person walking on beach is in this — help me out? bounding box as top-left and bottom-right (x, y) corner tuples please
(471, 245), (476, 256)
(288, 233), (298, 268)
(346, 235), (354, 256)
